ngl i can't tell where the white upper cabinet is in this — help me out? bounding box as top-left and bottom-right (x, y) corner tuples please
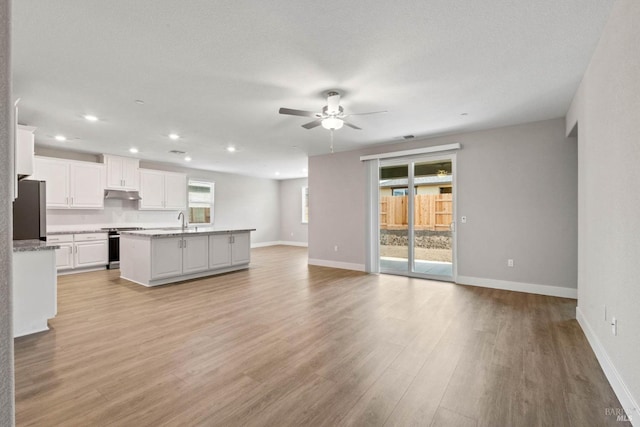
(16, 125), (36, 178)
(139, 168), (187, 210)
(32, 157), (105, 209)
(33, 158), (69, 208)
(102, 154), (140, 190)
(70, 162), (105, 208)
(164, 172), (187, 210)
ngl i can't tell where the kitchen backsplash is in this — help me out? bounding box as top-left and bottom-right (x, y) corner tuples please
(46, 198), (184, 232)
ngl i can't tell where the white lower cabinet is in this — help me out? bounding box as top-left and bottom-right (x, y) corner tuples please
(231, 232), (251, 265)
(150, 235), (211, 279)
(55, 243), (74, 270)
(48, 233), (108, 271)
(75, 240), (109, 268)
(209, 232), (251, 269)
(183, 235), (209, 274)
(209, 234), (231, 269)
(151, 237), (184, 279)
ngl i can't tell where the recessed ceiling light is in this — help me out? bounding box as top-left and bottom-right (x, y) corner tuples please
(134, 99), (145, 105)
(55, 135), (66, 141)
(129, 147), (139, 153)
(303, 168), (308, 173)
(169, 133), (180, 140)
(226, 146), (236, 152)
(83, 114), (98, 122)
(275, 171), (280, 176)
(184, 156), (192, 162)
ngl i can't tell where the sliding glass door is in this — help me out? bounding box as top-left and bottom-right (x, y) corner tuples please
(378, 155), (455, 281)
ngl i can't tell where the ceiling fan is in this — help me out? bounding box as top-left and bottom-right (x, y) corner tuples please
(279, 91), (387, 132)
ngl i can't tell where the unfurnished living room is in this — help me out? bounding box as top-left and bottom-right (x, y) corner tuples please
(0, 0), (639, 426)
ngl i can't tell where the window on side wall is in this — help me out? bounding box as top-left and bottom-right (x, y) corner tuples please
(188, 180), (214, 224)
(302, 186), (309, 224)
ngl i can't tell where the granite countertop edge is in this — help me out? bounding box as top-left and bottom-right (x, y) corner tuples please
(48, 229), (106, 235)
(120, 228), (257, 237)
(13, 240), (60, 252)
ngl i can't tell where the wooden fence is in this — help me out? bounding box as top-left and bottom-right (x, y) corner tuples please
(380, 194), (452, 231)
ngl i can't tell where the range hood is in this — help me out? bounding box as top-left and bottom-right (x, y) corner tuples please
(104, 190), (142, 201)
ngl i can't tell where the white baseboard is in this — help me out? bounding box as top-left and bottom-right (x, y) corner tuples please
(577, 307), (639, 425)
(251, 241), (308, 248)
(279, 241), (308, 247)
(456, 275), (577, 299)
(57, 266), (107, 276)
(308, 258), (366, 272)
(251, 241), (281, 248)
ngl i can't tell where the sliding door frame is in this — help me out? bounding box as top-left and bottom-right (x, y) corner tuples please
(376, 153), (458, 282)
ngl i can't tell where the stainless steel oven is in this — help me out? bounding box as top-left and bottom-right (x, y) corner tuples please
(103, 227), (145, 269)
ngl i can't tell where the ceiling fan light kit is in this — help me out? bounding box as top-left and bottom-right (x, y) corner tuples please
(321, 117), (343, 130)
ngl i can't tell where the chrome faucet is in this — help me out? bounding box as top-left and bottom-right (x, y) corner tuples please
(178, 212), (187, 231)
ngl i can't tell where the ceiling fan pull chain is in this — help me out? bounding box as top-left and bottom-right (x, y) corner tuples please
(330, 129), (334, 153)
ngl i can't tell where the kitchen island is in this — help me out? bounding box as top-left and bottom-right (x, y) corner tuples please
(119, 228), (255, 286)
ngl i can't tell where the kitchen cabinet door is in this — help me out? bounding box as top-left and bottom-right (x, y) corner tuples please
(74, 240), (108, 268)
(182, 235), (209, 274)
(70, 163), (105, 208)
(209, 234), (231, 269)
(54, 243), (74, 270)
(139, 169), (165, 209)
(151, 237), (183, 279)
(121, 157), (139, 190)
(231, 232), (251, 265)
(164, 172), (187, 210)
(33, 157), (69, 208)
(105, 155), (139, 190)
(105, 155), (125, 189)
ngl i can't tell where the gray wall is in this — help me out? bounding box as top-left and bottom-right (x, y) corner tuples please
(0, 0), (15, 424)
(279, 178), (308, 244)
(33, 148), (281, 244)
(309, 118), (578, 289)
(566, 0), (640, 412)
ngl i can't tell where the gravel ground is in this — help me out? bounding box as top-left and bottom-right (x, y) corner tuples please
(380, 245), (452, 262)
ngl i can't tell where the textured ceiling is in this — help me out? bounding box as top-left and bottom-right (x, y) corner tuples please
(12, 0), (614, 179)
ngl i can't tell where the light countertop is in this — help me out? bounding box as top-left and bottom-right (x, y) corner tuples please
(13, 240), (60, 252)
(120, 228), (256, 237)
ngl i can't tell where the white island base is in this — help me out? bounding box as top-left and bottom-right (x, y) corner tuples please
(119, 229), (253, 287)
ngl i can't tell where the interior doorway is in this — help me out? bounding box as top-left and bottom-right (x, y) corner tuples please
(378, 155), (455, 281)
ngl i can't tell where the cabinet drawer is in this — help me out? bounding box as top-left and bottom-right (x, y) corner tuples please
(74, 233), (108, 242)
(47, 234), (74, 243)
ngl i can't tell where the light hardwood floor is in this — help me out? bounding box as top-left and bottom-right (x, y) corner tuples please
(14, 246), (628, 426)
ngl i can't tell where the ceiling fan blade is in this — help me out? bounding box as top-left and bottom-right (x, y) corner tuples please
(343, 121), (362, 130)
(279, 108), (319, 117)
(345, 110), (388, 117)
(302, 119), (323, 129)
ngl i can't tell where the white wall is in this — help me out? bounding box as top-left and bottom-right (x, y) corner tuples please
(34, 148), (281, 244)
(309, 118), (578, 294)
(566, 0), (640, 419)
(0, 0), (15, 423)
(279, 177), (308, 245)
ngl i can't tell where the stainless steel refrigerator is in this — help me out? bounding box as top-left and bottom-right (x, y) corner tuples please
(13, 180), (47, 241)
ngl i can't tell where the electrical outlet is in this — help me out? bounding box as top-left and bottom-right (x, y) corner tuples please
(611, 317), (617, 336)
(334, 245), (339, 252)
(507, 259), (514, 267)
(461, 216), (467, 223)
